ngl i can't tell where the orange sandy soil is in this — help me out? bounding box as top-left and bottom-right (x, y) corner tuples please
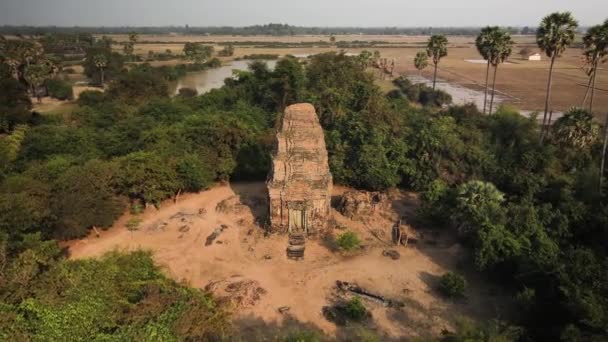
(67, 182), (510, 339)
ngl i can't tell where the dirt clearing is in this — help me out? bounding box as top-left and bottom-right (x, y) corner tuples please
(68, 182), (510, 339)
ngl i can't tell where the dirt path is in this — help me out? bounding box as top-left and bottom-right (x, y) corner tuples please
(68, 182), (508, 339)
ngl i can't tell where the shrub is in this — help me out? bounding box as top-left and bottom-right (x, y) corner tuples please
(178, 87), (198, 98)
(46, 79), (74, 100)
(283, 329), (322, 342)
(77, 90), (105, 107)
(126, 217), (142, 233)
(336, 231), (361, 251)
(344, 297), (368, 321)
(130, 203), (144, 215)
(438, 272), (467, 298)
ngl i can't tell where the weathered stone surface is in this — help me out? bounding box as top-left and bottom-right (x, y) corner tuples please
(337, 190), (388, 219)
(382, 249), (401, 260)
(267, 103), (332, 234)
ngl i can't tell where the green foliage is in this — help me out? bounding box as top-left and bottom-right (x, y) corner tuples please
(393, 76), (452, 107)
(83, 45), (124, 84)
(335, 231), (361, 251)
(50, 159), (124, 239)
(218, 44), (234, 57)
(440, 318), (522, 342)
(178, 87), (197, 98)
(414, 51), (429, 72)
(551, 107), (600, 149)
(46, 78), (74, 100)
(77, 89), (105, 107)
(536, 12), (578, 58)
(126, 217), (142, 232)
(0, 78), (32, 133)
(176, 153), (214, 192)
(344, 297), (368, 321)
(438, 272), (467, 298)
(427, 34), (448, 64)
(183, 42), (214, 63)
(106, 69), (169, 103)
(0, 248), (231, 340)
(113, 151), (179, 206)
(452, 181), (505, 236)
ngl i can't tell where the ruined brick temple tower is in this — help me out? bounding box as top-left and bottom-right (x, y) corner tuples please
(267, 103), (333, 246)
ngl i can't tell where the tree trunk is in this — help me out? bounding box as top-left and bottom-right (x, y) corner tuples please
(432, 62), (438, 90)
(483, 60), (490, 115)
(582, 75), (593, 107)
(489, 64), (499, 115)
(601, 112), (608, 193)
(100, 68), (105, 86)
(540, 55), (556, 143)
(590, 60), (598, 113)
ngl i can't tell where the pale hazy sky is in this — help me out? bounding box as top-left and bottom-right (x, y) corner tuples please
(0, 0), (606, 27)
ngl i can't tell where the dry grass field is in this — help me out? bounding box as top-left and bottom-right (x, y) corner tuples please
(101, 34), (607, 115)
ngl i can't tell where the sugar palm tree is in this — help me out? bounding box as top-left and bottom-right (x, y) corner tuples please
(24, 63), (51, 103)
(582, 21), (608, 113)
(476, 27), (498, 114)
(93, 54), (108, 86)
(488, 29), (513, 115)
(551, 108), (599, 149)
(414, 51), (429, 76)
(536, 12), (578, 142)
(426, 34), (448, 89)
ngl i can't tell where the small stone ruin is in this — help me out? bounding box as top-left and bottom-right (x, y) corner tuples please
(336, 190), (388, 219)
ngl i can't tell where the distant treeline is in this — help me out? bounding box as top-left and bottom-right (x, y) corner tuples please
(0, 23), (541, 36)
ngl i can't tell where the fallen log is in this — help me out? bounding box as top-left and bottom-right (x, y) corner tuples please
(336, 281), (403, 308)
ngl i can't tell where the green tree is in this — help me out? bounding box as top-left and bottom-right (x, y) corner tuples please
(487, 28), (513, 115)
(335, 231), (361, 251)
(536, 12), (578, 142)
(414, 50), (429, 76)
(581, 21), (608, 113)
(176, 153), (214, 192)
(270, 56), (305, 111)
(452, 180), (505, 236)
(183, 42), (213, 63)
(92, 54), (107, 85)
(357, 50), (373, 67)
(0, 78), (32, 133)
(438, 272), (467, 298)
(551, 108), (599, 149)
(476, 27), (513, 115)
(426, 34), (448, 89)
(122, 31), (138, 58)
(113, 151), (180, 207)
(51, 160), (124, 240)
(24, 62), (52, 103)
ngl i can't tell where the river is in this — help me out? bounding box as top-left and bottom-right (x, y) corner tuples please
(407, 75), (563, 122)
(171, 60), (277, 95)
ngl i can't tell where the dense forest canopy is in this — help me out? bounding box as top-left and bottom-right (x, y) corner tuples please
(0, 25), (607, 339)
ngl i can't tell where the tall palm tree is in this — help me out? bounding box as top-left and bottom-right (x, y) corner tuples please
(93, 54), (108, 86)
(488, 29), (514, 115)
(536, 12), (578, 142)
(24, 63), (51, 103)
(582, 21), (608, 113)
(414, 51), (429, 76)
(476, 27), (498, 114)
(426, 34), (448, 90)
